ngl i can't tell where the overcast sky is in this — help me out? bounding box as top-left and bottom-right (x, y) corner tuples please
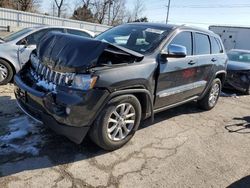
(42, 0), (250, 29)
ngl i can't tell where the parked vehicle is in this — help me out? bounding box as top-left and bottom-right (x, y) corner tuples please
(0, 26), (94, 85)
(209, 25), (250, 51)
(14, 23), (227, 150)
(225, 49), (250, 94)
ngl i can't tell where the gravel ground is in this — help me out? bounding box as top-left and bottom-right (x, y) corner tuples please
(0, 84), (250, 188)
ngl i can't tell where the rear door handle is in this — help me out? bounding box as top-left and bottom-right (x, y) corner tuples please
(188, 60), (196, 65)
(211, 58), (217, 62)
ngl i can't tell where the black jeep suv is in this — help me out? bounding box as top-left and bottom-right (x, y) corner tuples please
(14, 23), (227, 150)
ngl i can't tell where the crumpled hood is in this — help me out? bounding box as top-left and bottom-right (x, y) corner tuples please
(37, 32), (144, 73)
(227, 60), (250, 71)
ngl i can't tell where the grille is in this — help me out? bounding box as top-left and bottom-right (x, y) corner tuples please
(31, 61), (75, 87)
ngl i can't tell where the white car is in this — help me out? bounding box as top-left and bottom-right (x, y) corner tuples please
(0, 26), (94, 85)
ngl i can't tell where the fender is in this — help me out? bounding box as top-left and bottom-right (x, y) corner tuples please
(90, 88), (155, 126)
(198, 70), (227, 100)
(109, 89), (154, 122)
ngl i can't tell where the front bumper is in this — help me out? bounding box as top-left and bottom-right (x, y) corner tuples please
(14, 74), (110, 144)
(225, 70), (250, 92)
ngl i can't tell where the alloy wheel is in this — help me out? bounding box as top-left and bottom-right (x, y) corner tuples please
(209, 83), (220, 106)
(107, 103), (136, 141)
(0, 63), (8, 82)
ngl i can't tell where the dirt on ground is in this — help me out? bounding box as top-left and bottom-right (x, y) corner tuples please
(0, 84), (250, 188)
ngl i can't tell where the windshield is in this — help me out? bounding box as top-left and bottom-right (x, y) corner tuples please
(228, 51), (250, 63)
(96, 24), (170, 54)
(3, 28), (33, 42)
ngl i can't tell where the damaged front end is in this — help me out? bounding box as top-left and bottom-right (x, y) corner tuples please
(14, 32), (144, 143)
(225, 70), (250, 93)
(29, 31), (144, 92)
(37, 31), (144, 73)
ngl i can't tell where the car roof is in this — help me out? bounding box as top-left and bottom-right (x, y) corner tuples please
(27, 25), (95, 36)
(125, 22), (178, 30)
(124, 22), (217, 37)
(181, 25), (216, 35)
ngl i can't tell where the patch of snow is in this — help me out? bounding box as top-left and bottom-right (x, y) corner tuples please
(36, 79), (56, 91)
(0, 116), (44, 156)
(30, 68), (57, 92)
(220, 92), (239, 98)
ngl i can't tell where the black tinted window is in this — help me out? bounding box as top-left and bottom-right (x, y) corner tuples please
(216, 38), (223, 53)
(67, 29), (92, 38)
(195, 33), (210, 55)
(211, 37), (222, 54)
(170, 31), (192, 55)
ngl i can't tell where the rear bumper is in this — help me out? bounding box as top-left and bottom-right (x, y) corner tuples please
(14, 74), (110, 144)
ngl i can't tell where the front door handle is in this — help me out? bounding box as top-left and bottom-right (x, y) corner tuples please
(211, 58), (217, 62)
(188, 60), (196, 65)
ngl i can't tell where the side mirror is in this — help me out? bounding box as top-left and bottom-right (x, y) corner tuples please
(19, 38), (28, 46)
(161, 44), (187, 59)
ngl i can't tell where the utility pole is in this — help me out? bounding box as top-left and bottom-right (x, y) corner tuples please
(108, 0), (113, 25)
(166, 0), (171, 24)
(52, 3), (55, 17)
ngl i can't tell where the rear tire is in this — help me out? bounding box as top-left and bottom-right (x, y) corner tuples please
(89, 95), (141, 151)
(0, 59), (14, 85)
(198, 78), (221, 110)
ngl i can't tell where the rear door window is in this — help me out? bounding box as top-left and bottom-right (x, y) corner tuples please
(211, 37), (223, 54)
(169, 31), (193, 56)
(194, 33), (211, 55)
(216, 38), (223, 53)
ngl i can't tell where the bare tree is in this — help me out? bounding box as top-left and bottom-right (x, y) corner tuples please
(16, 0), (39, 11)
(92, 0), (126, 25)
(132, 0), (144, 21)
(71, 0), (133, 25)
(92, 0), (110, 24)
(109, 0), (125, 25)
(0, 0), (13, 8)
(54, 0), (65, 17)
(81, 0), (92, 8)
(72, 4), (94, 22)
(0, 0), (40, 12)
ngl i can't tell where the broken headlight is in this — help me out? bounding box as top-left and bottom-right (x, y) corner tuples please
(71, 75), (98, 90)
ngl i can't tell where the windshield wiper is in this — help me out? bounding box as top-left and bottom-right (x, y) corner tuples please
(0, 37), (5, 41)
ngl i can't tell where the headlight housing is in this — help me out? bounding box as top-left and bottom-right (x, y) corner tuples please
(71, 75), (98, 90)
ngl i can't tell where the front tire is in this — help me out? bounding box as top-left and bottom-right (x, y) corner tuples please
(0, 59), (14, 85)
(89, 95), (141, 151)
(198, 78), (221, 110)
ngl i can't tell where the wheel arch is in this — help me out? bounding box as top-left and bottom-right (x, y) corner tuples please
(108, 88), (154, 122)
(215, 71), (226, 84)
(198, 70), (226, 100)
